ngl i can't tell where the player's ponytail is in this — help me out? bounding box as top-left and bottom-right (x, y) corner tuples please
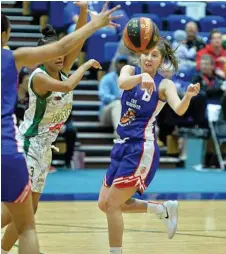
(157, 38), (179, 72)
(38, 24), (58, 46)
(1, 13), (10, 33)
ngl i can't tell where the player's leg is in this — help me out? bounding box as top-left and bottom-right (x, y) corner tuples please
(4, 193), (39, 254)
(98, 141), (166, 215)
(98, 184), (151, 213)
(1, 192), (41, 252)
(1, 203), (12, 229)
(1, 153), (39, 254)
(106, 185), (138, 253)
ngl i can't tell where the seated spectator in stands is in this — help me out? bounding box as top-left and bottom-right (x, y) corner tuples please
(192, 54), (226, 103)
(99, 55), (128, 136)
(109, 38), (138, 72)
(172, 30), (196, 70)
(196, 29), (226, 78)
(185, 21), (205, 51)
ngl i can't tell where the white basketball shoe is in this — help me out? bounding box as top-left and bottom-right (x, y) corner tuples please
(158, 200), (178, 239)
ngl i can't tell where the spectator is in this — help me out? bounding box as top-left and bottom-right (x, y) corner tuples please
(196, 29), (226, 78)
(109, 39), (138, 72)
(55, 114), (78, 169)
(192, 54), (226, 102)
(172, 30), (196, 70)
(99, 55), (128, 136)
(185, 21), (205, 51)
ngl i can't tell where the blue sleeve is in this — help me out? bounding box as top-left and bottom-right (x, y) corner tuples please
(99, 75), (116, 105)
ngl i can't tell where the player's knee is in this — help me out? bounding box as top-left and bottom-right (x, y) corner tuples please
(98, 200), (107, 213)
(105, 198), (119, 213)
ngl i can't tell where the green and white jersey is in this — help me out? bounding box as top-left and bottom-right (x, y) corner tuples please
(19, 66), (73, 144)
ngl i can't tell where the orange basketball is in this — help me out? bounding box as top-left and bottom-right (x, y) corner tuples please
(123, 17), (160, 53)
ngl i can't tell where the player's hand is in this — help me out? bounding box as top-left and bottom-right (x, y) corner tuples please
(86, 59), (102, 69)
(141, 73), (156, 92)
(73, 1), (88, 9)
(186, 83), (200, 98)
(88, 2), (122, 28)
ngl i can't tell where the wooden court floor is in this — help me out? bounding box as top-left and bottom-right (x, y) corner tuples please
(8, 201), (226, 254)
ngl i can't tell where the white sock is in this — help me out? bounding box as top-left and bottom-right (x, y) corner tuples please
(147, 202), (165, 215)
(110, 247), (122, 254)
(1, 249), (8, 254)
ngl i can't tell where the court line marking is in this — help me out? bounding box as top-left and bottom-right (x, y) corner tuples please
(36, 223), (226, 239)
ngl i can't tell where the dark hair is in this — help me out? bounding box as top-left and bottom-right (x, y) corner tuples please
(1, 13), (10, 33)
(157, 38), (178, 72)
(210, 29), (222, 40)
(37, 25), (58, 46)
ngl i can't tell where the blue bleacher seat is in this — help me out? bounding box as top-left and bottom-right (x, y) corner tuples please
(160, 31), (174, 43)
(132, 13), (162, 30)
(217, 27), (226, 35)
(206, 2), (226, 17)
(49, 1), (65, 30)
(167, 15), (193, 31)
(86, 28), (118, 63)
(88, 1), (105, 13)
(64, 2), (79, 26)
(112, 9), (129, 34)
(104, 42), (118, 62)
(175, 66), (196, 82)
(30, 1), (48, 13)
(198, 32), (209, 44)
(147, 1), (177, 17)
(199, 16), (225, 32)
(111, 1), (143, 17)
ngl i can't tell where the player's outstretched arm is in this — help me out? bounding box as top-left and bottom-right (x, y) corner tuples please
(118, 65), (142, 90)
(62, 1), (88, 75)
(32, 59), (101, 95)
(14, 2), (121, 70)
(162, 79), (200, 116)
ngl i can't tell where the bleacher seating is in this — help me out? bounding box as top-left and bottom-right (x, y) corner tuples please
(104, 42), (118, 63)
(206, 2), (226, 17)
(199, 16), (226, 32)
(49, 1), (65, 31)
(30, 1), (48, 14)
(167, 15), (193, 31)
(146, 1), (178, 17)
(86, 28), (118, 63)
(111, 9), (129, 34)
(111, 1), (143, 17)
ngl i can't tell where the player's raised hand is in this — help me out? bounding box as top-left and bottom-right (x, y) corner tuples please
(88, 2), (122, 28)
(141, 73), (156, 92)
(186, 83), (200, 97)
(86, 59), (102, 69)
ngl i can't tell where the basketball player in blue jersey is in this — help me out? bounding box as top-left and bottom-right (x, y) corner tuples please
(98, 38), (200, 254)
(1, 4), (121, 253)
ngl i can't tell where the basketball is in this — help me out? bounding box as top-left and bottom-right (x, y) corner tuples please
(123, 17), (160, 53)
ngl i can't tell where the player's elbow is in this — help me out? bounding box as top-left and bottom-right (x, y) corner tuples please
(63, 81), (73, 92)
(175, 108), (185, 116)
(118, 77), (127, 90)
